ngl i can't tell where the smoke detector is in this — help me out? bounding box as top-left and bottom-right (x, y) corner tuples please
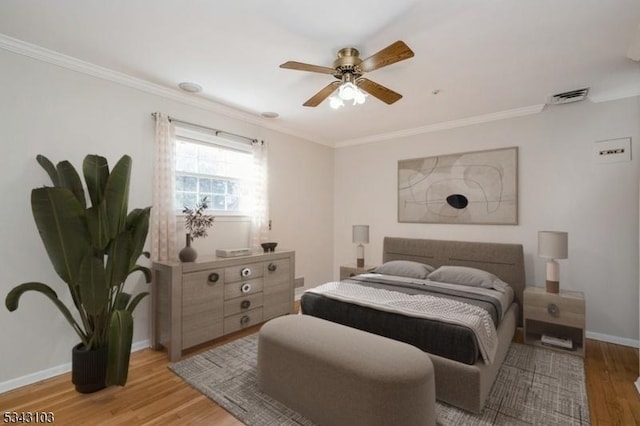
(547, 88), (590, 105)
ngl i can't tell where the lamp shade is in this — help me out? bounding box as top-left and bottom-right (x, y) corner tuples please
(352, 225), (370, 244)
(538, 231), (568, 259)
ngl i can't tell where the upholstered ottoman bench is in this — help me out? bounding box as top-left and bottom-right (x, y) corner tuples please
(257, 314), (436, 426)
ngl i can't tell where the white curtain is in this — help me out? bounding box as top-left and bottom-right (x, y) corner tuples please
(150, 113), (177, 261)
(249, 140), (269, 250)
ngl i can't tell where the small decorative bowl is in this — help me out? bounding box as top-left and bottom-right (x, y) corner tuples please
(261, 242), (278, 253)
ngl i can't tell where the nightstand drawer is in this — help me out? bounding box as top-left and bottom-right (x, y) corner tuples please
(524, 292), (585, 328)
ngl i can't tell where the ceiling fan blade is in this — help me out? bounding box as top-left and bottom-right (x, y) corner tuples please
(357, 78), (403, 104)
(303, 81), (341, 107)
(280, 61), (336, 75)
(359, 40), (415, 73)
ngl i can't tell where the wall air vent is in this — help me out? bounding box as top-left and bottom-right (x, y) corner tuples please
(548, 88), (590, 105)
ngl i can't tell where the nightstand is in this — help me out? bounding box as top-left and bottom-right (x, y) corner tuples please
(340, 263), (377, 281)
(523, 286), (585, 357)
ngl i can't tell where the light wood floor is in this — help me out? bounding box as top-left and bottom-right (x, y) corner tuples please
(1, 326), (638, 425)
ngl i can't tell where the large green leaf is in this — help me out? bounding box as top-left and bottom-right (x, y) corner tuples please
(36, 155), (60, 187)
(86, 203), (109, 251)
(104, 155), (131, 238)
(105, 231), (132, 288)
(56, 160), (86, 208)
(77, 252), (108, 316)
(114, 292), (131, 311)
(83, 155), (109, 207)
(126, 207), (150, 270)
(31, 187), (90, 286)
(5, 282), (88, 347)
(125, 291), (149, 313)
(128, 265), (152, 284)
(105, 310), (133, 386)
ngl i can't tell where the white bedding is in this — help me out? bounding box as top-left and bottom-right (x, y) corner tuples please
(357, 273), (515, 320)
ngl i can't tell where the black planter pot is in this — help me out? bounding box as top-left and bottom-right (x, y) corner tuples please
(72, 343), (107, 394)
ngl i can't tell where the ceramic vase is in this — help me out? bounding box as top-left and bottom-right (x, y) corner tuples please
(179, 234), (198, 262)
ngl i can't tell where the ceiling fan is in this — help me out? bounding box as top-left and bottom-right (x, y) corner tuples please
(280, 40), (415, 107)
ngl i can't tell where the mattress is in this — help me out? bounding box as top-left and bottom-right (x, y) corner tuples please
(300, 273), (514, 365)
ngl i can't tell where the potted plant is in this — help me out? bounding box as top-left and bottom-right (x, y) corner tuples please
(5, 154), (151, 393)
(179, 197), (214, 262)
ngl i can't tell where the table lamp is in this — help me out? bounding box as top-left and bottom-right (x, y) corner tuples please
(538, 231), (568, 293)
(352, 225), (370, 268)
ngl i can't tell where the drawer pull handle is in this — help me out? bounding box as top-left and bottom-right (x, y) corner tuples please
(241, 283), (252, 294)
(208, 272), (219, 283)
(547, 303), (560, 317)
(268, 263), (277, 272)
(241, 267), (252, 277)
(240, 315), (250, 326)
(241, 300), (251, 309)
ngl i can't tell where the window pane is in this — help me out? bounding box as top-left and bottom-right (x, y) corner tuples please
(175, 176), (185, 191)
(183, 176), (197, 192)
(212, 195), (226, 210)
(199, 178), (211, 193)
(226, 195), (239, 210)
(212, 179), (226, 194)
(178, 192), (197, 209)
(227, 181), (238, 195)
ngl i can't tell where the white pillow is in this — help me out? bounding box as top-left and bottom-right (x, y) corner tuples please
(427, 266), (509, 290)
(373, 260), (435, 279)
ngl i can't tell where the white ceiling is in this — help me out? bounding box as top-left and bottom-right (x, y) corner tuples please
(1, 0), (639, 146)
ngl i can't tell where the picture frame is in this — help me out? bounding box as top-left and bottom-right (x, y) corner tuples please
(398, 147), (518, 224)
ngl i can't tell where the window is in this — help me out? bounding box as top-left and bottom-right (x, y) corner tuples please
(174, 126), (253, 215)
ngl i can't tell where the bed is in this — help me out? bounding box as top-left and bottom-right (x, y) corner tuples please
(300, 237), (525, 413)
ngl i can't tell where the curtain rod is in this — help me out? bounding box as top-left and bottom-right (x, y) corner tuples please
(151, 113), (259, 144)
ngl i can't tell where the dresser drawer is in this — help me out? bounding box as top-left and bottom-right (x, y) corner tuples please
(224, 293), (264, 317)
(224, 277), (264, 300)
(225, 262), (264, 283)
(224, 308), (263, 334)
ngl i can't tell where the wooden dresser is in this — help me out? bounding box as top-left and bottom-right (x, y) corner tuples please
(151, 250), (295, 361)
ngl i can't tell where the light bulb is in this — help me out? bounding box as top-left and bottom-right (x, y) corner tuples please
(339, 82), (357, 101)
(329, 96), (344, 109)
(353, 89), (367, 105)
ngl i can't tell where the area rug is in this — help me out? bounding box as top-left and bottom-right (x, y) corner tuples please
(169, 334), (590, 426)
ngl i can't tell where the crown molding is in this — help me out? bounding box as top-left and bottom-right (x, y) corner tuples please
(0, 34), (330, 146)
(335, 104), (546, 148)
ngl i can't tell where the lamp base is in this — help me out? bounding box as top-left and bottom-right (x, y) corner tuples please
(546, 280), (559, 294)
(357, 258), (364, 268)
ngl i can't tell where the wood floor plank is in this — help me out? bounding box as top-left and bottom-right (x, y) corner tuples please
(0, 326), (638, 425)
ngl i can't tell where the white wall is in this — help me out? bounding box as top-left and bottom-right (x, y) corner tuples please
(0, 49), (334, 387)
(334, 96), (640, 344)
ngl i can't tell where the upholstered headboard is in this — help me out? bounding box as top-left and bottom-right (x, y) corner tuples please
(383, 237), (525, 326)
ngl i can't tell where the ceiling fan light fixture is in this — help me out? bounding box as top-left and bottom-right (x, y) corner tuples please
(353, 89), (367, 105)
(329, 96), (345, 109)
(338, 82), (358, 101)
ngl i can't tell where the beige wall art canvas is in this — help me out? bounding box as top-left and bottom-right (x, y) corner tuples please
(398, 147), (518, 224)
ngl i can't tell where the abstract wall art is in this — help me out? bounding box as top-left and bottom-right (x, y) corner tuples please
(398, 147), (518, 224)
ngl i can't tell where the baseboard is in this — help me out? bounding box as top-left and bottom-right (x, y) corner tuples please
(0, 339), (150, 394)
(586, 331), (639, 348)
